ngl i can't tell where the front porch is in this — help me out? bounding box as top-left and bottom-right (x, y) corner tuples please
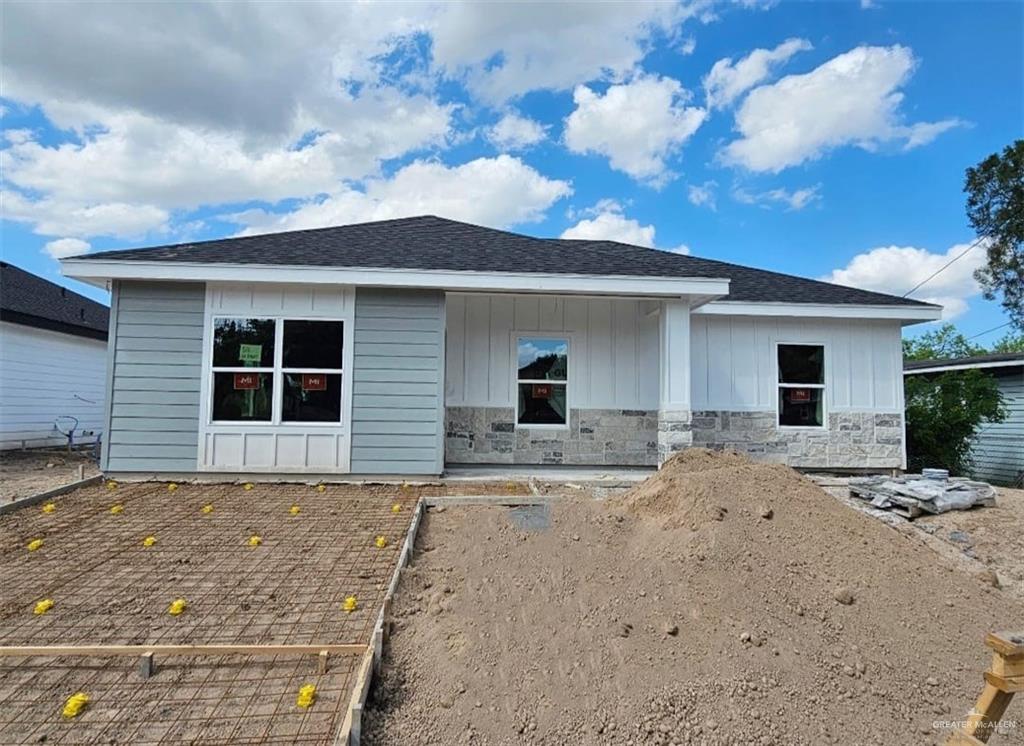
(442, 292), (696, 468)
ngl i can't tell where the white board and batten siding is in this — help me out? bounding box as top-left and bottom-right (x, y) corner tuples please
(445, 293), (660, 409)
(198, 283), (355, 473)
(690, 314), (905, 413)
(104, 281), (205, 472)
(350, 288), (445, 475)
(0, 321), (107, 450)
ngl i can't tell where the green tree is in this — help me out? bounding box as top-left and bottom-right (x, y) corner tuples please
(902, 323), (986, 361)
(965, 140), (1024, 330)
(905, 369), (1006, 475)
(991, 331), (1024, 353)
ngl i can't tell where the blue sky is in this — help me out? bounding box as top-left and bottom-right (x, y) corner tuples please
(1, 0), (1021, 342)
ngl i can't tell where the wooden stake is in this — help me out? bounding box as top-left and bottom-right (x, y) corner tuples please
(318, 649), (329, 675)
(138, 651), (154, 680)
(948, 631), (1023, 745)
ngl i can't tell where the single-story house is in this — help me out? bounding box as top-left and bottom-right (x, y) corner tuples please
(61, 215), (942, 478)
(0, 261), (109, 450)
(904, 352), (1023, 486)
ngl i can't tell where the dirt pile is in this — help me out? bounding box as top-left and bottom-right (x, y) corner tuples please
(364, 450), (1024, 745)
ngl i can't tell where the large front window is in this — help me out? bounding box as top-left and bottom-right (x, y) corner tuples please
(777, 343), (824, 428)
(210, 317), (344, 424)
(516, 336), (568, 426)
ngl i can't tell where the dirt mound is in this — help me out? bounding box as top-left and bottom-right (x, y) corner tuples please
(363, 455), (1024, 745)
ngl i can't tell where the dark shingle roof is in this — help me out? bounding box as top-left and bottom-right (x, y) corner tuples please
(904, 352), (1024, 371)
(0, 262), (109, 340)
(80, 215), (934, 308)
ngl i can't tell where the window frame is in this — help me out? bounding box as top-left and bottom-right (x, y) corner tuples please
(208, 315), (345, 427)
(775, 341), (827, 431)
(512, 333), (571, 430)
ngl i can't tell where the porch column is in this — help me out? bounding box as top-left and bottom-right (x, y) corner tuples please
(657, 299), (693, 465)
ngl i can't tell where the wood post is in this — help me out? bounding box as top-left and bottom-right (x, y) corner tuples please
(948, 631), (1023, 745)
(138, 651), (154, 680)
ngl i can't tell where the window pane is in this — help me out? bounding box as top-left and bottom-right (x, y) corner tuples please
(517, 382), (567, 425)
(213, 318), (275, 367)
(778, 344), (824, 384)
(212, 372), (273, 421)
(282, 373), (342, 422)
(283, 321), (344, 369)
(517, 338), (568, 381)
(779, 387), (823, 427)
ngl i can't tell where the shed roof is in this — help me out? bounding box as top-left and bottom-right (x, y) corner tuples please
(904, 352), (1024, 374)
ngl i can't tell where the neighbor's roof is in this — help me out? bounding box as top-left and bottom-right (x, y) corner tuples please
(0, 262), (109, 340)
(904, 352), (1024, 375)
(73, 215), (934, 308)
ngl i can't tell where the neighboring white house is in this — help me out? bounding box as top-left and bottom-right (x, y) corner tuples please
(0, 262), (110, 450)
(60, 215), (943, 477)
(904, 353), (1024, 486)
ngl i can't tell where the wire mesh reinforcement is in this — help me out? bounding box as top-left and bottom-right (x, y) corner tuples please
(0, 479), (527, 744)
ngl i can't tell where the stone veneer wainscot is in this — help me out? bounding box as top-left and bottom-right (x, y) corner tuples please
(445, 406), (659, 466)
(689, 411), (903, 469)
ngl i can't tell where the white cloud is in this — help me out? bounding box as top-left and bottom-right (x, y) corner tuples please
(732, 184), (821, 210)
(687, 181), (718, 210)
(226, 155), (572, 235)
(559, 201), (689, 254)
(428, 1), (699, 102)
(564, 75), (707, 183)
(680, 36), (697, 56)
(820, 241), (987, 319)
(722, 45), (962, 172)
(42, 237), (91, 260)
(487, 112), (547, 151)
(703, 37), (811, 109)
(3, 190), (170, 238)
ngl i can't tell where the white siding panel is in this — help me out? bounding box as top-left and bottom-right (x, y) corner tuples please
(0, 321), (107, 449)
(690, 315), (904, 413)
(445, 293), (661, 410)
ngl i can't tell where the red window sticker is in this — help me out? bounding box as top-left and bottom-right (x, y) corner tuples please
(789, 388), (811, 403)
(302, 374), (327, 391)
(532, 383), (552, 399)
(233, 373), (260, 390)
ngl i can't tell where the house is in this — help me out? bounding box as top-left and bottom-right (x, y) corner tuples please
(0, 262), (109, 450)
(60, 215), (941, 477)
(904, 352), (1024, 486)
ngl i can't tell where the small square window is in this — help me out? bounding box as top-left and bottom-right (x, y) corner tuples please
(212, 372), (273, 421)
(778, 344), (824, 384)
(283, 320), (344, 369)
(282, 373), (343, 423)
(778, 387), (823, 427)
(213, 318), (275, 367)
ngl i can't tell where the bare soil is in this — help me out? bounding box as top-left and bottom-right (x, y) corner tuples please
(0, 478), (531, 745)
(915, 487), (1024, 600)
(0, 448), (99, 503)
(364, 450), (1024, 745)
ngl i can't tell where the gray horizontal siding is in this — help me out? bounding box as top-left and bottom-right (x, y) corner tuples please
(349, 288), (444, 475)
(104, 281), (204, 472)
(970, 368), (1023, 486)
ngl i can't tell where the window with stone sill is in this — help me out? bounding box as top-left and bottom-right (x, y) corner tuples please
(777, 343), (825, 428)
(516, 337), (568, 426)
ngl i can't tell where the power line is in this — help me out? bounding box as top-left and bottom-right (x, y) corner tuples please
(901, 235), (987, 298)
(966, 321), (1012, 341)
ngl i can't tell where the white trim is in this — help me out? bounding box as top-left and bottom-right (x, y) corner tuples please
(775, 341), (828, 431)
(903, 359), (1023, 375)
(695, 300), (942, 322)
(62, 259), (731, 299)
(512, 332), (571, 429)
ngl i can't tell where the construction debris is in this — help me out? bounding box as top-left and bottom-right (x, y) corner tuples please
(849, 473), (997, 518)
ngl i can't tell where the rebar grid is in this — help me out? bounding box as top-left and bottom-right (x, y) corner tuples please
(0, 479), (525, 744)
